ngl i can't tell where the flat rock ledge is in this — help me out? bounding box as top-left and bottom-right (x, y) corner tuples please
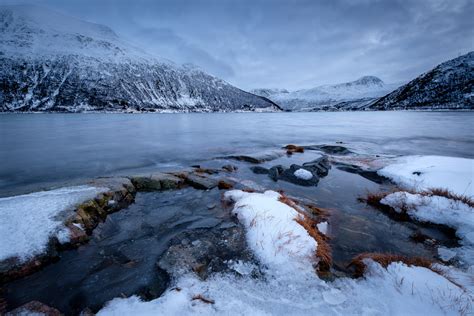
(1, 167), (238, 284)
(0, 177), (136, 283)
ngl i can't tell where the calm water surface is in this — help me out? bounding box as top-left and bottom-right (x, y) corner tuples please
(1, 111), (473, 196)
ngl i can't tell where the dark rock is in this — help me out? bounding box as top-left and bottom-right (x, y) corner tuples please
(222, 150), (284, 164)
(158, 225), (258, 280)
(333, 162), (390, 184)
(6, 301), (62, 316)
(268, 165), (285, 181)
(250, 166), (270, 174)
(305, 145), (353, 155)
(302, 155), (331, 177)
(130, 173), (183, 192)
(222, 164), (238, 172)
(278, 164), (320, 186)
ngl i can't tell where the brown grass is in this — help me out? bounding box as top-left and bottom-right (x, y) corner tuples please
(284, 144), (305, 155)
(304, 204), (330, 218)
(242, 188), (256, 193)
(295, 214), (332, 273)
(192, 294), (215, 304)
(348, 252), (436, 277)
(278, 193), (301, 211)
(428, 188), (474, 208)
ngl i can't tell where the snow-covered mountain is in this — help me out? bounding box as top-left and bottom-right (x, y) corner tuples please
(251, 76), (400, 111)
(0, 5), (280, 112)
(368, 52), (473, 110)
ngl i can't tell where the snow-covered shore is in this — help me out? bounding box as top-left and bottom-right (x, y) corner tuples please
(98, 189), (472, 315)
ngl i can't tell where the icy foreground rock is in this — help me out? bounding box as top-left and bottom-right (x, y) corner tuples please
(0, 5), (279, 113)
(0, 185), (108, 261)
(98, 190), (472, 316)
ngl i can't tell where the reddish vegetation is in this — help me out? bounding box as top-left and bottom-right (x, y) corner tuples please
(348, 252), (435, 277)
(428, 188), (474, 208)
(277, 191), (333, 274)
(295, 214), (332, 273)
(218, 180), (234, 190)
(284, 144), (305, 155)
(192, 294), (215, 304)
(241, 188), (257, 193)
(278, 193), (301, 211)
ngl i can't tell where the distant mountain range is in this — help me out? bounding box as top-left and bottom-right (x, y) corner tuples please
(0, 5), (471, 113)
(0, 5), (280, 113)
(252, 53), (473, 111)
(251, 76), (401, 111)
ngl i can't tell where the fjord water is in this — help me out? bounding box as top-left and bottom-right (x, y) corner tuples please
(1, 111), (473, 196)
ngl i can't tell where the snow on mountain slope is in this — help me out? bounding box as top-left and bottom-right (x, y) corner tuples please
(369, 52), (474, 110)
(252, 76), (400, 111)
(0, 5), (280, 112)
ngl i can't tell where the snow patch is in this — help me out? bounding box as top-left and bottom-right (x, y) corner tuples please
(378, 155), (474, 197)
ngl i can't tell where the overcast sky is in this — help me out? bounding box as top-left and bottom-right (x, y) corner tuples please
(3, 0), (473, 90)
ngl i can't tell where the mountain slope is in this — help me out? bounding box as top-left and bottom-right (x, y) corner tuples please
(252, 76), (400, 111)
(0, 5), (280, 112)
(368, 52), (473, 110)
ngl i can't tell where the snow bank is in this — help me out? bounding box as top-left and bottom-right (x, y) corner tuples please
(223, 190), (317, 275)
(0, 185), (107, 262)
(378, 155), (474, 197)
(381, 191), (474, 265)
(98, 260), (471, 316)
(381, 192), (474, 243)
(294, 168), (313, 180)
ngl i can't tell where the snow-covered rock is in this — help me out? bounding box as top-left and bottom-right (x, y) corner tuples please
(369, 51), (474, 110)
(252, 76), (400, 111)
(378, 155), (474, 197)
(0, 185), (108, 262)
(0, 5), (280, 113)
(294, 168), (313, 180)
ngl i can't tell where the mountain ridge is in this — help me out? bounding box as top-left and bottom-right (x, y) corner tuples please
(0, 5), (280, 113)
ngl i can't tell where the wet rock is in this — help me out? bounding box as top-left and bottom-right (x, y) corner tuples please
(332, 162), (389, 184)
(6, 301), (62, 316)
(305, 144), (353, 155)
(268, 165), (285, 181)
(222, 164), (238, 172)
(250, 166), (270, 174)
(130, 173), (183, 191)
(303, 155), (331, 177)
(63, 223), (89, 247)
(158, 225), (258, 280)
(185, 174), (219, 190)
(222, 150), (284, 164)
(279, 164), (320, 186)
(193, 167), (221, 175)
